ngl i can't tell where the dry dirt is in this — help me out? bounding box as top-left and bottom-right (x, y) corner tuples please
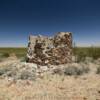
(0, 58), (100, 100)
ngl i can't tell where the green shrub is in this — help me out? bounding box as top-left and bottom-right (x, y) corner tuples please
(88, 47), (100, 60)
(1, 53), (9, 58)
(73, 47), (100, 61)
(0, 48), (27, 58)
(77, 52), (86, 63)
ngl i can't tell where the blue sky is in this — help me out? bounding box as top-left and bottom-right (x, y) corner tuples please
(0, 0), (100, 47)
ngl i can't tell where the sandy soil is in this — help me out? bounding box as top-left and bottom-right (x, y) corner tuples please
(0, 59), (100, 100)
(0, 73), (100, 100)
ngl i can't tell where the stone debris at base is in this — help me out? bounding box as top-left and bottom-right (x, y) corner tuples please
(27, 32), (72, 65)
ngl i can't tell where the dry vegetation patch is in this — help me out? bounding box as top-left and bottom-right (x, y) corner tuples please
(0, 47), (100, 100)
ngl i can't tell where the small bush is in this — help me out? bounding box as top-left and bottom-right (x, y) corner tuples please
(0, 64), (36, 80)
(64, 66), (78, 75)
(53, 68), (63, 75)
(96, 66), (100, 74)
(64, 66), (89, 76)
(18, 70), (36, 80)
(0, 66), (11, 76)
(77, 52), (86, 63)
(0, 59), (3, 62)
(1, 53), (9, 58)
(52, 65), (89, 76)
(73, 47), (100, 61)
(20, 57), (27, 62)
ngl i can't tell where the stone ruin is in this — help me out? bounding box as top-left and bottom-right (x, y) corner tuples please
(26, 32), (72, 65)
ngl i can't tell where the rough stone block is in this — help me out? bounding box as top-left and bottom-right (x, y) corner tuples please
(26, 32), (73, 65)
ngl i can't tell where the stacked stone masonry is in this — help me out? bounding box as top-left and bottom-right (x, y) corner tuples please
(27, 32), (72, 65)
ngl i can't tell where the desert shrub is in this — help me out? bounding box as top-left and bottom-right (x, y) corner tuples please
(92, 53), (100, 60)
(0, 66), (11, 76)
(64, 66), (89, 76)
(1, 53), (9, 58)
(0, 68), (6, 75)
(76, 52), (86, 63)
(5, 66), (17, 77)
(64, 66), (78, 75)
(16, 53), (26, 58)
(52, 68), (63, 75)
(0, 48), (27, 58)
(18, 70), (36, 80)
(52, 65), (89, 76)
(0, 59), (3, 62)
(0, 63), (36, 80)
(20, 56), (27, 62)
(88, 47), (100, 60)
(73, 47), (100, 61)
(96, 66), (100, 74)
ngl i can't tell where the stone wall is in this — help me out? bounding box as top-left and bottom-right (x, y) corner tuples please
(26, 32), (72, 65)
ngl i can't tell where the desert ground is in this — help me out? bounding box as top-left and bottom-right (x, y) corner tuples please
(0, 47), (100, 100)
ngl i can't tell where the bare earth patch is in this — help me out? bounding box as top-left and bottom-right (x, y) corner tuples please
(0, 73), (100, 100)
(0, 57), (100, 100)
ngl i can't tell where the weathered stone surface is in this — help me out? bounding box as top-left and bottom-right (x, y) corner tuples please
(26, 32), (72, 65)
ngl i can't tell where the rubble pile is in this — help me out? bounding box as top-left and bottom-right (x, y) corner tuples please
(27, 32), (72, 65)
